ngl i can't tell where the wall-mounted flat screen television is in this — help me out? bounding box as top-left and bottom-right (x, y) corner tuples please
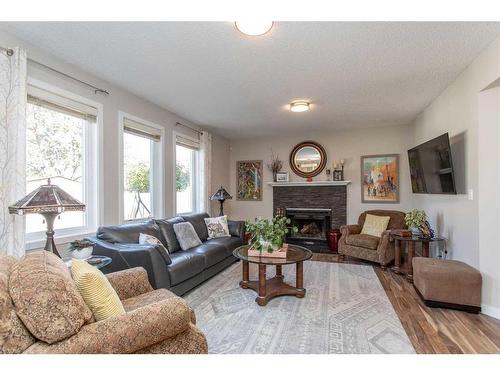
(407, 133), (457, 194)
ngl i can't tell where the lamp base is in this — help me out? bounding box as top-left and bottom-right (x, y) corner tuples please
(41, 212), (61, 258)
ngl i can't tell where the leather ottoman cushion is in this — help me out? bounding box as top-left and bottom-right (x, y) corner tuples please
(345, 234), (380, 250)
(206, 237), (244, 256)
(155, 217), (185, 253)
(0, 255), (35, 354)
(181, 213), (210, 242)
(192, 243), (228, 268)
(167, 250), (205, 286)
(413, 258), (482, 307)
(9, 251), (93, 344)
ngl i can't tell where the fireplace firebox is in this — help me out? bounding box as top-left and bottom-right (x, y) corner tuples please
(285, 208), (331, 252)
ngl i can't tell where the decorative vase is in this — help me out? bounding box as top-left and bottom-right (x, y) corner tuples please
(71, 246), (93, 260)
(409, 226), (421, 237)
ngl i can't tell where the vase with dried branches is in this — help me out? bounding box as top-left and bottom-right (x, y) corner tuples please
(267, 149), (283, 182)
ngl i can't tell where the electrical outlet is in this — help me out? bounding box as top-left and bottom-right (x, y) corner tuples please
(468, 188), (474, 201)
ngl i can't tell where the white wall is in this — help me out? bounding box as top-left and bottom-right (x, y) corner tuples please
(412, 35), (500, 318)
(478, 85), (500, 318)
(226, 124), (414, 223)
(0, 30), (231, 252)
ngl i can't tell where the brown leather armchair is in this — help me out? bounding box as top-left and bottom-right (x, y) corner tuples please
(339, 210), (406, 268)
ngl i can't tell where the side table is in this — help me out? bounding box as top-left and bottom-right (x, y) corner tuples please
(390, 235), (446, 282)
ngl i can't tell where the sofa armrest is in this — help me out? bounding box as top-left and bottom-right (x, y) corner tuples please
(90, 237), (172, 290)
(340, 224), (361, 237)
(106, 267), (153, 300)
(377, 230), (395, 266)
(24, 297), (191, 354)
(228, 220), (245, 240)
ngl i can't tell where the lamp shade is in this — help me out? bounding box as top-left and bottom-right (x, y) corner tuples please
(210, 186), (232, 201)
(9, 178), (85, 215)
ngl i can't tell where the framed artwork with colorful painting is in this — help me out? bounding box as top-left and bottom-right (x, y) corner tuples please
(361, 154), (399, 203)
(236, 160), (263, 201)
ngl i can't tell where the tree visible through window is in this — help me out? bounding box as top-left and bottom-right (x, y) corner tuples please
(175, 144), (196, 214)
(26, 102), (85, 233)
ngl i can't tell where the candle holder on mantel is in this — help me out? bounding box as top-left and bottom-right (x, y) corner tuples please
(332, 160), (345, 181)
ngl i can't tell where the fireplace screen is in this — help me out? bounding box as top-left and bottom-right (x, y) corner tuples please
(286, 208), (332, 240)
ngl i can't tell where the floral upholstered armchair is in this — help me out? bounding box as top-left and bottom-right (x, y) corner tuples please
(338, 210), (406, 268)
(0, 251), (207, 354)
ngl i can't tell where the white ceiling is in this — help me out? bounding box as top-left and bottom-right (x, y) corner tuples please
(2, 22), (500, 138)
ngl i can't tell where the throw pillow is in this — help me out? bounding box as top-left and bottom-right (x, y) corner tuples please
(361, 214), (391, 238)
(71, 260), (125, 321)
(204, 215), (230, 239)
(173, 222), (203, 250)
(139, 232), (169, 254)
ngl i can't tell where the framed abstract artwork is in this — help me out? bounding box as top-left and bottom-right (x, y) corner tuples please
(361, 154), (399, 203)
(236, 160), (263, 201)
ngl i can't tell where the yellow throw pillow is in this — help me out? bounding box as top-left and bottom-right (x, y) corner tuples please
(361, 214), (391, 238)
(71, 260), (125, 321)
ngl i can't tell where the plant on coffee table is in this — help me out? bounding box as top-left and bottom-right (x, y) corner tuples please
(245, 215), (298, 253)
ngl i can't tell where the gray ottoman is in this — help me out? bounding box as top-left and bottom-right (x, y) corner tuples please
(412, 257), (482, 313)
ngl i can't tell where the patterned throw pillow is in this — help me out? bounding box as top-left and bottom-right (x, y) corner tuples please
(71, 260), (125, 321)
(173, 222), (203, 250)
(204, 216), (230, 239)
(361, 214), (391, 238)
(138, 233), (169, 254)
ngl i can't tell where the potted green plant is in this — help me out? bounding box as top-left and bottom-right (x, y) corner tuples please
(405, 209), (427, 236)
(245, 215), (298, 256)
(69, 239), (95, 260)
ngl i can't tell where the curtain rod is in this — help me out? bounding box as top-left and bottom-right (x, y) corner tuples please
(176, 122), (203, 135)
(1, 45), (110, 96)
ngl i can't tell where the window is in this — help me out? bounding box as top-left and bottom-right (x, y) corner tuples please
(25, 85), (98, 242)
(121, 115), (163, 221)
(175, 134), (199, 214)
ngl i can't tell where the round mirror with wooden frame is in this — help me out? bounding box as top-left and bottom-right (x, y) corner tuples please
(289, 141), (327, 179)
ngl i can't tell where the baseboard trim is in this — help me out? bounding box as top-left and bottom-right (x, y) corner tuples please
(481, 304), (500, 319)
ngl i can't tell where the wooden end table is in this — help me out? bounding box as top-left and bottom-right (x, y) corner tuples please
(390, 235), (446, 282)
(233, 244), (312, 306)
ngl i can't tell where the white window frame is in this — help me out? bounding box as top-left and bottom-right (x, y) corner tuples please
(25, 78), (103, 250)
(173, 131), (200, 215)
(118, 111), (164, 223)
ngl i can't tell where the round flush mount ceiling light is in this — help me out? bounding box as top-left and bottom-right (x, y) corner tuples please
(235, 21), (274, 36)
(290, 101), (310, 113)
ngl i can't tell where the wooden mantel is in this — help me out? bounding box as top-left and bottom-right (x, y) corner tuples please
(268, 180), (351, 187)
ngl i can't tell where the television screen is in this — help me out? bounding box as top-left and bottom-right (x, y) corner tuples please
(408, 133), (457, 194)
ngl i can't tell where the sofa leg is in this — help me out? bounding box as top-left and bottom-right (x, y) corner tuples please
(338, 254), (345, 262)
(381, 264), (387, 271)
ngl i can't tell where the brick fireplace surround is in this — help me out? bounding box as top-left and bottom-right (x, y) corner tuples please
(272, 183), (348, 252)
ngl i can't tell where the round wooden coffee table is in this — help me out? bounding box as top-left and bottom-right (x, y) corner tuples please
(233, 244), (313, 306)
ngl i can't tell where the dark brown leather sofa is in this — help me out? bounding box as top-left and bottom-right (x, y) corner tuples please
(89, 213), (244, 295)
(339, 210), (406, 268)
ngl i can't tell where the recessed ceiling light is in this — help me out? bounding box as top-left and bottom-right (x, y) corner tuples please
(290, 101), (310, 112)
(235, 21), (274, 36)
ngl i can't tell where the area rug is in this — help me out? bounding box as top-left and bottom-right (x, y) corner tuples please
(184, 261), (415, 354)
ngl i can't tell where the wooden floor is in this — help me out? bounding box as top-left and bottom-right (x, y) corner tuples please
(312, 253), (500, 354)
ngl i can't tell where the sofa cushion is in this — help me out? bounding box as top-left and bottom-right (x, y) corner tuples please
(97, 219), (161, 244)
(155, 217), (185, 253)
(192, 243), (228, 268)
(71, 260), (125, 321)
(358, 210), (406, 231)
(167, 250), (205, 286)
(345, 234), (380, 250)
(206, 237), (244, 256)
(181, 213), (210, 242)
(173, 222), (203, 251)
(9, 251), (93, 344)
(0, 255), (35, 354)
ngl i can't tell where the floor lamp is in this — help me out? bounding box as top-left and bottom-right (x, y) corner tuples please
(210, 186), (232, 216)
